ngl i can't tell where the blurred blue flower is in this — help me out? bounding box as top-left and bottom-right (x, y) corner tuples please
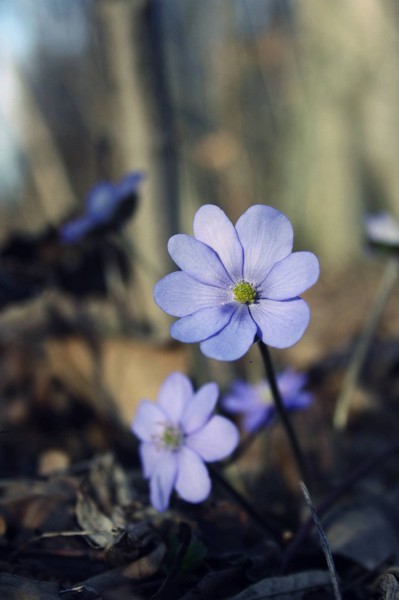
(222, 370), (313, 434)
(131, 372), (239, 512)
(364, 212), (399, 249)
(60, 172), (144, 243)
(154, 204), (319, 361)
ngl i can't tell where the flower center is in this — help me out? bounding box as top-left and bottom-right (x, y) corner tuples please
(259, 387), (273, 406)
(161, 424), (183, 450)
(232, 281), (257, 304)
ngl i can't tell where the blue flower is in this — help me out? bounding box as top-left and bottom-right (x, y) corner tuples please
(154, 204), (319, 361)
(131, 372), (239, 512)
(222, 370), (313, 433)
(60, 172), (144, 243)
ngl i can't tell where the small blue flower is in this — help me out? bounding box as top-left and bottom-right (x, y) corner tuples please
(222, 370), (313, 433)
(154, 204), (319, 361)
(60, 172), (144, 243)
(131, 372), (239, 512)
(364, 212), (399, 249)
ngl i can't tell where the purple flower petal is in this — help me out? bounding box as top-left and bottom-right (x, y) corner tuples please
(157, 372), (193, 424)
(285, 391), (313, 410)
(193, 204), (244, 281)
(262, 252), (320, 299)
(235, 205), (293, 284)
(168, 234), (232, 288)
(86, 182), (115, 220)
(181, 382), (219, 434)
(278, 370), (308, 396)
(222, 382), (260, 413)
(116, 172), (145, 199)
(186, 415), (239, 462)
(60, 217), (93, 244)
(171, 305), (234, 343)
(250, 298), (310, 348)
(175, 447), (211, 503)
(154, 272), (231, 317)
(200, 304), (257, 361)
(139, 441), (160, 478)
(243, 407), (273, 433)
(150, 452), (178, 512)
(131, 400), (166, 442)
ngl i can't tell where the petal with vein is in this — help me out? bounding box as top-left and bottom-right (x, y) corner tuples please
(235, 205), (293, 284)
(171, 304), (234, 343)
(186, 415), (239, 462)
(175, 447), (211, 503)
(250, 298), (310, 348)
(193, 204), (244, 281)
(168, 234), (232, 287)
(131, 400), (166, 442)
(150, 452), (177, 512)
(139, 442), (160, 478)
(261, 252), (320, 299)
(158, 372), (193, 424)
(182, 382), (219, 434)
(200, 304), (257, 361)
(154, 272), (231, 317)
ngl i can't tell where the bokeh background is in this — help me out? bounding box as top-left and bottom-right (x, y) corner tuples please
(1, 0), (399, 433)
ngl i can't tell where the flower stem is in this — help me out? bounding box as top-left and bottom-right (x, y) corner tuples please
(258, 342), (309, 487)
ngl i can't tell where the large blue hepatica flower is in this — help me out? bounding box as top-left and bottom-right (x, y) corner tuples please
(154, 204), (319, 361)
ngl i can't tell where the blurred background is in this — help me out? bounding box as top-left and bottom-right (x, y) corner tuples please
(1, 0), (399, 452)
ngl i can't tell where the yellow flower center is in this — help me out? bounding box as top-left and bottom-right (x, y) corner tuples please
(232, 281), (257, 304)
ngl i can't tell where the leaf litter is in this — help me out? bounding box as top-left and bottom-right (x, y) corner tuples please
(1, 313), (399, 598)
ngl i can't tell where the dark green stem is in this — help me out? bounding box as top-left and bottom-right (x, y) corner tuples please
(258, 341), (309, 487)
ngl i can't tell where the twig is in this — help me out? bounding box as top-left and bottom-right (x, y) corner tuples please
(282, 441), (399, 572)
(299, 482), (341, 600)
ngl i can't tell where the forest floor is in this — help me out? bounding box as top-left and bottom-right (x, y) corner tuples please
(1, 259), (399, 599)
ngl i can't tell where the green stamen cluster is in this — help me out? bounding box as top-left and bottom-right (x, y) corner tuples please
(162, 425), (183, 450)
(232, 281), (257, 304)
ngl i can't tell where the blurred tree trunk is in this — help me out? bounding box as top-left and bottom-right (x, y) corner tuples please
(0, 57), (77, 237)
(98, 0), (173, 337)
(280, 0), (399, 266)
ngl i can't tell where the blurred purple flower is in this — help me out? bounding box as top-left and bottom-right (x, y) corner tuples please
(131, 372), (239, 512)
(60, 172), (145, 243)
(222, 370), (313, 433)
(154, 204), (319, 361)
(364, 212), (399, 249)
